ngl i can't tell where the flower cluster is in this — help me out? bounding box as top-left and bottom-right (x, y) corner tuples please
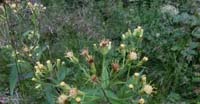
(9, 2), (21, 13)
(122, 26), (144, 40)
(31, 26), (156, 103)
(58, 81), (83, 104)
(128, 72), (156, 104)
(32, 59), (65, 88)
(27, 2), (46, 13)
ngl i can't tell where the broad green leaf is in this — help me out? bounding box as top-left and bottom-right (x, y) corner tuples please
(57, 67), (68, 82)
(45, 86), (56, 104)
(9, 64), (18, 96)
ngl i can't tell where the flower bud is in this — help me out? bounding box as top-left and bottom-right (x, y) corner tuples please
(133, 26), (144, 38)
(57, 94), (68, 104)
(134, 72), (139, 78)
(17, 60), (21, 63)
(128, 84), (134, 89)
(62, 61), (65, 65)
(60, 81), (67, 87)
(32, 77), (37, 81)
(75, 97), (81, 103)
(141, 75), (147, 84)
(120, 44), (126, 49)
(28, 54), (32, 57)
(59, 81), (70, 90)
(93, 44), (97, 50)
(142, 57), (148, 62)
(122, 34), (126, 40)
(138, 98), (145, 104)
(87, 55), (94, 64)
(46, 60), (53, 71)
(27, 2), (32, 6)
(56, 59), (61, 69)
(91, 74), (98, 83)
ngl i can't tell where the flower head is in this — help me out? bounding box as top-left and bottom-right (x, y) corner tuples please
(69, 88), (78, 98)
(143, 84), (154, 95)
(65, 51), (79, 63)
(81, 48), (89, 57)
(57, 94), (68, 104)
(87, 55), (94, 64)
(128, 51), (137, 61)
(91, 74), (98, 83)
(65, 51), (74, 59)
(112, 62), (120, 72)
(138, 98), (145, 104)
(99, 39), (111, 48)
(99, 39), (112, 55)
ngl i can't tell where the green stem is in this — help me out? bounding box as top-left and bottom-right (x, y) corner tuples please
(101, 86), (112, 104)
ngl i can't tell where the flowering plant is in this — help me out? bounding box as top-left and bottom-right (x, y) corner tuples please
(32, 27), (156, 104)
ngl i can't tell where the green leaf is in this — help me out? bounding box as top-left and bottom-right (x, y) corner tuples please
(192, 27), (200, 38)
(101, 65), (109, 88)
(9, 63), (18, 96)
(57, 67), (68, 82)
(45, 86), (56, 104)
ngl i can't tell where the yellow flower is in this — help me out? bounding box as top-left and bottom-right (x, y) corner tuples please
(57, 94), (68, 104)
(138, 98), (145, 104)
(143, 84), (153, 95)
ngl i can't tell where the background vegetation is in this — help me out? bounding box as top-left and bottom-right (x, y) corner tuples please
(0, 0), (200, 103)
